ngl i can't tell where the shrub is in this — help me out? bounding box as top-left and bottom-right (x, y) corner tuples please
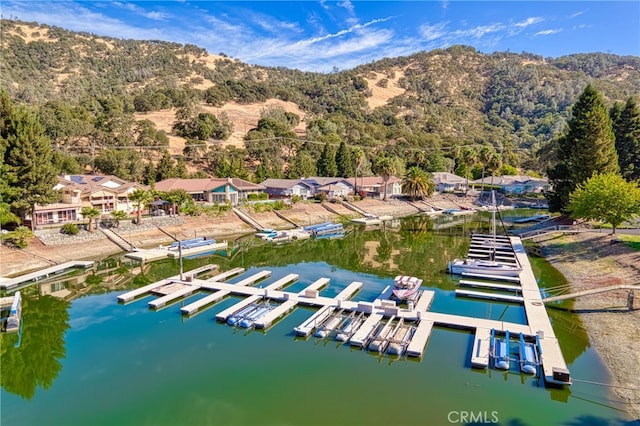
(61, 223), (80, 235)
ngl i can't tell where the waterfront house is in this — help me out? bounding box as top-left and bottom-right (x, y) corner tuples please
(301, 177), (353, 198)
(260, 179), (314, 199)
(30, 175), (148, 227)
(351, 176), (402, 199)
(154, 177), (265, 205)
(470, 175), (550, 194)
(432, 172), (468, 193)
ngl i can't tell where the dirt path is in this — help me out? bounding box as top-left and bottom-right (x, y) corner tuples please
(535, 231), (640, 421)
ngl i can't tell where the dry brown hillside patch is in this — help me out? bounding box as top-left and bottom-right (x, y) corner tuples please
(363, 70), (406, 110)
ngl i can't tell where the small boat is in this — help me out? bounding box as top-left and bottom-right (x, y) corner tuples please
(255, 229), (277, 239)
(519, 333), (539, 375)
(493, 329), (510, 370)
(313, 223), (344, 236)
(227, 304), (259, 326)
(335, 312), (365, 342)
(448, 258), (522, 277)
(239, 304), (272, 328)
(392, 275), (423, 300)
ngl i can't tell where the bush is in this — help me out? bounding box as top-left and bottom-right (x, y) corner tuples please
(291, 195), (302, 204)
(61, 223), (80, 235)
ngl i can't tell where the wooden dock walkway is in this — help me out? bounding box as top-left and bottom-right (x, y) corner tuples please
(542, 284), (639, 303)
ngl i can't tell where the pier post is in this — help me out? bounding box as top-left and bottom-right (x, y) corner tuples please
(628, 290), (635, 311)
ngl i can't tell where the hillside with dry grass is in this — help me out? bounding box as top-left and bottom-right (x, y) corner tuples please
(2, 19), (639, 178)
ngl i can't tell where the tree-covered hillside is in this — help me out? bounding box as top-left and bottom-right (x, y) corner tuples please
(1, 19), (639, 180)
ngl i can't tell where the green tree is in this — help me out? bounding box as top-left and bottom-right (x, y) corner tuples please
(163, 189), (190, 216)
(335, 140), (354, 177)
(109, 210), (128, 228)
(80, 206), (100, 232)
(352, 147), (365, 194)
(10, 225), (32, 248)
(286, 151), (316, 178)
(461, 147), (478, 194)
(567, 173), (640, 234)
(155, 150), (176, 182)
(611, 97), (640, 181)
(317, 142), (337, 177)
(402, 167), (434, 200)
(129, 189), (152, 225)
(1, 92), (59, 229)
(548, 84), (619, 212)
(372, 156), (396, 201)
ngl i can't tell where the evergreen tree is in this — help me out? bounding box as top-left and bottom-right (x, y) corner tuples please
(286, 151), (316, 178)
(317, 142), (337, 177)
(175, 156), (188, 178)
(155, 150), (176, 182)
(612, 97), (640, 181)
(1, 92), (59, 229)
(547, 84), (619, 212)
(335, 140), (354, 177)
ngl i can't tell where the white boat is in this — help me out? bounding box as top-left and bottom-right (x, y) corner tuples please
(392, 275), (423, 300)
(448, 258), (522, 277)
(448, 191), (522, 277)
(255, 229), (277, 239)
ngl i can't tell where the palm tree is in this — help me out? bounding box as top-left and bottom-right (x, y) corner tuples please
(461, 147), (478, 194)
(402, 167), (434, 200)
(163, 189), (190, 216)
(110, 210), (128, 228)
(372, 156), (396, 201)
(487, 152), (503, 190)
(128, 189), (152, 225)
(80, 206), (100, 232)
(478, 146), (494, 194)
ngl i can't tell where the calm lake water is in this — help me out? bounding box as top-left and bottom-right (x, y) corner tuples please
(0, 212), (631, 425)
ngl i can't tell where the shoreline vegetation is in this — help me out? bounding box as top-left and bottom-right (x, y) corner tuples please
(1, 195), (638, 420)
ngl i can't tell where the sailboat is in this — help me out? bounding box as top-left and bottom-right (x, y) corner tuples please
(448, 191), (523, 277)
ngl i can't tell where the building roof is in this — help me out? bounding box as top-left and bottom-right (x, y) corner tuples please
(260, 179), (312, 190)
(302, 177), (353, 187)
(155, 178), (265, 193)
(57, 175), (147, 195)
(353, 176), (401, 187)
(470, 175), (548, 186)
(432, 172), (467, 184)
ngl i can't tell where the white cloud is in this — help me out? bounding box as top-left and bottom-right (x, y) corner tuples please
(419, 22), (449, 41)
(534, 29), (562, 37)
(569, 11), (584, 19)
(514, 17), (544, 28)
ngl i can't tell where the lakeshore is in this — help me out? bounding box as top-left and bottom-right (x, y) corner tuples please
(1, 196), (639, 421)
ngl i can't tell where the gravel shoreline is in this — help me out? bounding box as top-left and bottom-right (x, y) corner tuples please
(535, 232), (640, 421)
(2, 199), (638, 420)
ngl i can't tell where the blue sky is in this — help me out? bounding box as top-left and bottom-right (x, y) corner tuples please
(2, 1), (639, 72)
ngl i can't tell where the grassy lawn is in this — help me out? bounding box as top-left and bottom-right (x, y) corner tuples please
(617, 234), (640, 250)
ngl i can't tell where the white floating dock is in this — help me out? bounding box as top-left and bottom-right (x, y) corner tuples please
(406, 320), (435, 357)
(181, 272), (295, 316)
(459, 279), (521, 292)
(413, 290), (435, 312)
(455, 289), (524, 303)
(0, 260), (94, 290)
(349, 312), (384, 347)
(470, 327), (492, 368)
(461, 272), (521, 283)
(207, 267), (246, 282)
(148, 282), (201, 309)
(215, 274), (299, 321)
(117, 278), (173, 303)
(294, 305), (336, 336)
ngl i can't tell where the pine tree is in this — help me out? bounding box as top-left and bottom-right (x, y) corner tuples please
(335, 140), (353, 177)
(1, 93), (59, 229)
(155, 150), (176, 182)
(317, 142), (337, 177)
(547, 84), (619, 212)
(612, 97), (640, 181)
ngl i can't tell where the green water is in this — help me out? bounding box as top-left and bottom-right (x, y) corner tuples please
(0, 216), (632, 425)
